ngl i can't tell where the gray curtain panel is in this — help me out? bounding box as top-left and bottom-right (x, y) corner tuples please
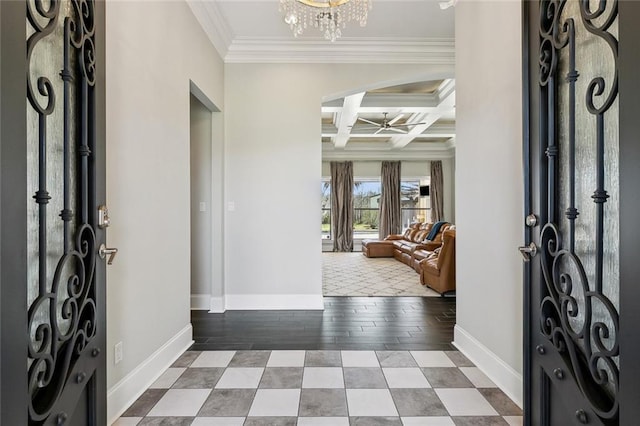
(379, 161), (402, 239)
(430, 160), (445, 222)
(331, 161), (354, 252)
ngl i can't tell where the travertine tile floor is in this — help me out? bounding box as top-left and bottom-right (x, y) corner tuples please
(322, 253), (441, 297)
(114, 350), (522, 426)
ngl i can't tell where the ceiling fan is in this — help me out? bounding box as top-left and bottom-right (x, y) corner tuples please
(352, 113), (426, 135)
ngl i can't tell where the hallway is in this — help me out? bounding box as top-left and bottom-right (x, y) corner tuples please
(114, 298), (522, 425)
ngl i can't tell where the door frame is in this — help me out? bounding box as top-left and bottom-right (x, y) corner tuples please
(617, 2), (640, 424)
(1, 2), (29, 423)
(0, 2), (107, 424)
(522, 1), (640, 424)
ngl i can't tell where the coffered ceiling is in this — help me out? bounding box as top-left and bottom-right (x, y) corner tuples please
(187, 0), (456, 159)
(322, 78), (455, 160)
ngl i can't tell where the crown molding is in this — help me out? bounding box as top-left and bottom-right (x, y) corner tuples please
(224, 37), (455, 64)
(187, 0), (234, 59)
(322, 141), (455, 161)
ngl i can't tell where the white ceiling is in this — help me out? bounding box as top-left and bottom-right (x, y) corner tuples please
(187, 0), (456, 158)
(218, 1), (454, 39)
(188, 0), (455, 63)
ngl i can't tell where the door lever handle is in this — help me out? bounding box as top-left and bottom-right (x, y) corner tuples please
(99, 244), (118, 265)
(518, 242), (538, 262)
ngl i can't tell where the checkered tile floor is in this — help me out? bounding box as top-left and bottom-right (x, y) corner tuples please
(115, 350), (522, 426)
(322, 253), (440, 297)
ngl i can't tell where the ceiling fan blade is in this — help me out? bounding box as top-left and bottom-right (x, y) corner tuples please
(390, 122), (427, 127)
(390, 127), (408, 134)
(353, 126), (383, 130)
(388, 114), (404, 125)
(374, 128), (385, 135)
(357, 117), (381, 126)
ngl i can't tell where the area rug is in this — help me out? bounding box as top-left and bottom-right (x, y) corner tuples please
(322, 252), (440, 297)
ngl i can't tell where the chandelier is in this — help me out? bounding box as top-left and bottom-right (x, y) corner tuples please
(279, 0), (372, 42)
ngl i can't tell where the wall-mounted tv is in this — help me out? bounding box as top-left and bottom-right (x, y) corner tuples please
(419, 185), (430, 197)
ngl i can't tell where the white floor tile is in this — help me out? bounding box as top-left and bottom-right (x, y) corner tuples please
(112, 418), (142, 426)
(215, 368), (264, 389)
(191, 418), (246, 426)
(248, 389), (301, 417)
(146, 389), (211, 417)
(149, 368), (186, 389)
(191, 351), (236, 368)
(459, 367), (496, 388)
(401, 417), (455, 426)
(435, 389), (499, 416)
(302, 367), (344, 388)
(504, 416), (524, 426)
(346, 389), (399, 417)
(341, 351), (380, 367)
(410, 351), (456, 367)
(267, 350), (306, 367)
(297, 417), (350, 426)
(382, 368), (431, 388)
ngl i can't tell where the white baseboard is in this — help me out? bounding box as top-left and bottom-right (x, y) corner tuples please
(107, 324), (194, 424)
(190, 294), (211, 310)
(225, 294), (324, 310)
(453, 325), (523, 408)
(209, 296), (225, 313)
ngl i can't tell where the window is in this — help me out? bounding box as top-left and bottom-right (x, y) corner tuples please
(353, 180), (381, 240)
(321, 180), (331, 239)
(321, 177), (431, 241)
(401, 179), (431, 227)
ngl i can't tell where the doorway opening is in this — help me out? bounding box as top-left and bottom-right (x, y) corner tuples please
(320, 78), (456, 298)
(189, 83), (224, 312)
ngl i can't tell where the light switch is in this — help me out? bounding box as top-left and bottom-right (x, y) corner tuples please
(199, 202), (206, 212)
(227, 202), (235, 212)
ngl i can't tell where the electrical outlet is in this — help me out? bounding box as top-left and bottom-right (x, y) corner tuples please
(114, 342), (123, 365)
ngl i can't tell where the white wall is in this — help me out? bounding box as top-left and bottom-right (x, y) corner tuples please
(190, 95), (213, 308)
(454, 0), (524, 406)
(225, 63), (453, 309)
(105, 1), (224, 421)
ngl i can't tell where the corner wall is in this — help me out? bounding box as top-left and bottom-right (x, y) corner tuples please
(105, 2), (224, 421)
(224, 63), (453, 309)
(454, 0), (524, 406)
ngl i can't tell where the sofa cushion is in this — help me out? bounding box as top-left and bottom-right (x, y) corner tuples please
(411, 230), (429, 243)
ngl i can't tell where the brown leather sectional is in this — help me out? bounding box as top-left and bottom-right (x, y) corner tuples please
(420, 228), (456, 294)
(361, 222), (456, 295)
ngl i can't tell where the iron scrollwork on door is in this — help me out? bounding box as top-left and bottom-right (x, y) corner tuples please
(26, 0), (97, 422)
(538, 0), (619, 422)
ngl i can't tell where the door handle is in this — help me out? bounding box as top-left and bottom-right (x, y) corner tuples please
(518, 242), (538, 262)
(99, 244), (118, 265)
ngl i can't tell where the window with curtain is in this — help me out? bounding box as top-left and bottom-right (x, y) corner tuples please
(353, 180), (381, 240)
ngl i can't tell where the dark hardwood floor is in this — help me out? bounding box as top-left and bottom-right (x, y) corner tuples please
(190, 296), (456, 351)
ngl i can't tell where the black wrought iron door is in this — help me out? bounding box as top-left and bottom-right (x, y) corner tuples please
(524, 1), (640, 425)
(23, 1), (106, 424)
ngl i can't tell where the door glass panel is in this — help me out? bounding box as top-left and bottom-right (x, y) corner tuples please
(27, 0), (79, 340)
(555, 0), (619, 393)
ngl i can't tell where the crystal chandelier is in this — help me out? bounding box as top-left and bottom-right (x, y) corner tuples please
(279, 0), (372, 42)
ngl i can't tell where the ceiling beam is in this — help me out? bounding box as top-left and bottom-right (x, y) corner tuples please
(322, 93), (440, 113)
(321, 122), (456, 138)
(389, 113), (442, 149)
(334, 92), (365, 149)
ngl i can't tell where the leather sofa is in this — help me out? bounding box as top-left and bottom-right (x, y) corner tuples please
(420, 228), (456, 294)
(386, 222), (452, 272)
(361, 221), (456, 295)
